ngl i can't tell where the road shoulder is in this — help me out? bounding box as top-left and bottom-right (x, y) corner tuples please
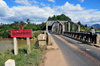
(44, 49), (67, 66)
(44, 34), (67, 66)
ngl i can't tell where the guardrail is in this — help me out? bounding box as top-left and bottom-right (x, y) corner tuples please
(64, 32), (99, 44)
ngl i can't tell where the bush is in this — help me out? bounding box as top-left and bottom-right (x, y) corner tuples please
(1, 30), (10, 38)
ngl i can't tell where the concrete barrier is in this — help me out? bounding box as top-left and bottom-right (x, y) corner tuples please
(5, 59), (15, 66)
(46, 31), (59, 50)
(38, 34), (46, 41)
(47, 33), (52, 45)
(38, 34), (47, 47)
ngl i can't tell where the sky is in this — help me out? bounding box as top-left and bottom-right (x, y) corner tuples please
(0, 0), (100, 26)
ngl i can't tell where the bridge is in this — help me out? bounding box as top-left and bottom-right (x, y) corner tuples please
(45, 20), (100, 66)
(46, 20), (80, 33)
(46, 20), (99, 44)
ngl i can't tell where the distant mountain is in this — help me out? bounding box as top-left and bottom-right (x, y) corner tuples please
(91, 24), (100, 28)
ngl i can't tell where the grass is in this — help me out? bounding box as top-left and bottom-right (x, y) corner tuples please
(32, 30), (44, 38)
(0, 42), (46, 66)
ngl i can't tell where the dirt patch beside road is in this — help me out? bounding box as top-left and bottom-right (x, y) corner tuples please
(44, 49), (67, 66)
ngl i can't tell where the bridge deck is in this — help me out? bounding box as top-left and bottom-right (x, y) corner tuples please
(51, 32), (100, 66)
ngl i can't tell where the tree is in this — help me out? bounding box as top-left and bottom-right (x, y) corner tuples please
(85, 24), (87, 27)
(48, 14), (71, 21)
(52, 15), (57, 20)
(20, 21), (25, 26)
(48, 17), (52, 20)
(26, 18), (30, 25)
(14, 21), (19, 25)
(57, 15), (61, 20)
(77, 21), (81, 25)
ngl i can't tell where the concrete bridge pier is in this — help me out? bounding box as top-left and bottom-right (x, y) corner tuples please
(58, 24), (60, 34)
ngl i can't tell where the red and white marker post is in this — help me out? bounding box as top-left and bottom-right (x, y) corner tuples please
(11, 26), (32, 55)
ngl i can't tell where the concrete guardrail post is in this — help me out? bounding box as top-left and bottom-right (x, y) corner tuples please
(87, 37), (90, 42)
(5, 59), (15, 66)
(84, 36), (86, 41)
(96, 34), (99, 44)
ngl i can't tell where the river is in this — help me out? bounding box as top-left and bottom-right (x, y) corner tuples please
(0, 37), (37, 52)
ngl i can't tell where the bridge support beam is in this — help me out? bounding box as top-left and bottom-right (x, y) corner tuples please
(65, 22), (67, 31)
(63, 25), (65, 33)
(60, 25), (61, 34)
(72, 24), (74, 31)
(68, 22), (70, 32)
(46, 21), (48, 32)
(78, 25), (80, 32)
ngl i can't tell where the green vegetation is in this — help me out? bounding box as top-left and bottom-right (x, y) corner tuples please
(0, 43), (45, 66)
(48, 14), (71, 21)
(0, 18), (46, 38)
(32, 31), (44, 38)
(77, 21), (90, 32)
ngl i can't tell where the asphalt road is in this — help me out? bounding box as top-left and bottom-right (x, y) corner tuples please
(51, 32), (100, 66)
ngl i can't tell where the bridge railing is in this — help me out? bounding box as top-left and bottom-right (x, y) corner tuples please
(64, 32), (99, 44)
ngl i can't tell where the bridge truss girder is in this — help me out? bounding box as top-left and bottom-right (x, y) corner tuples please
(46, 20), (80, 33)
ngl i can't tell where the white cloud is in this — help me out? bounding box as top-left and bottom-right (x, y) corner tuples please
(48, 0), (55, 2)
(15, 0), (39, 6)
(55, 2), (100, 26)
(15, 0), (31, 6)
(0, 0), (100, 26)
(79, 0), (84, 3)
(0, 0), (55, 23)
(32, 0), (39, 4)
(59, 2), (84, 12)
(40, 2), (45, 6)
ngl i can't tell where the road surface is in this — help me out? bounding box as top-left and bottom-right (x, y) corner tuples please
(51, 32), (100, 66)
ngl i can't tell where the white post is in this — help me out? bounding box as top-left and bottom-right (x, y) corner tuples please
(27, 37), (30, 54)
(13, 37), (18, 55)
(63, 25), (65, 32)
(5, 59), (15, 66)
(96, 34), (99, 44)
(68, 22), (70, 32)
(46, 21), (48, 32)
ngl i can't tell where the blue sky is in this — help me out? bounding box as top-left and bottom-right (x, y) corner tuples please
(0, 0), (100, 26)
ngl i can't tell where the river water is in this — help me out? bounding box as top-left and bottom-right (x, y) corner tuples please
(0, 37), (36, 52)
